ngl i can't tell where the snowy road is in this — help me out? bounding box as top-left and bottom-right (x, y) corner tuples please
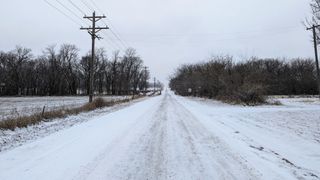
(0, 91), (319, 180)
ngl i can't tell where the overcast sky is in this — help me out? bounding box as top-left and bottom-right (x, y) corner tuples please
(0, 0), (314, 84)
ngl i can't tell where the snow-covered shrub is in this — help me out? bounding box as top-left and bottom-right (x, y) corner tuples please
(235, 84), (266, 105)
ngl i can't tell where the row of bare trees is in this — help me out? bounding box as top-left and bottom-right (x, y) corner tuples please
(0, 45), (150, 96)
(169, 56), (318, 104)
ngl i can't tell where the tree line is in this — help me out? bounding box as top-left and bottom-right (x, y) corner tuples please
(169, 56), (318, 104)
(0, 45), (150, 96)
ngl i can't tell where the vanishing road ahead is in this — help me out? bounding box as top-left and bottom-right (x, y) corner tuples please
(0, 91), (319, 180)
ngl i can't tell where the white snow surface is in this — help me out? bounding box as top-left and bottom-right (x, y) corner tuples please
(0, 91), (319, 180)
(0, 96), (129, 121)
(0, 97), (143, 152)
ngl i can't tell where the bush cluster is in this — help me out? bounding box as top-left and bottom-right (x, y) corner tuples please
(169, 56), (318, 105)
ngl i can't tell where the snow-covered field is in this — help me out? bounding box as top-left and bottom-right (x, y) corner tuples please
(0, 91), (319, 180)
(0, 96), (130, 121)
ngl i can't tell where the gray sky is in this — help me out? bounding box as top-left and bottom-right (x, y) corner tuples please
(0, 0), (314, 84)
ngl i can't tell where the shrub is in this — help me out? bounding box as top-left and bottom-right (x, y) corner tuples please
(235, 84), (266, 105)
(93, 97), (106, 108)
(170, 57), (318, 105)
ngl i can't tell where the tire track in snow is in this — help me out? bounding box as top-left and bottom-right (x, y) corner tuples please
(76, 91), (259, 179)
(175, 95), (320, 180)
(105, 92), (170, 179)
(167, 94), (259, 179)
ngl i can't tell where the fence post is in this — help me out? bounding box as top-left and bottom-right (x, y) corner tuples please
(42, 106), (46, 118)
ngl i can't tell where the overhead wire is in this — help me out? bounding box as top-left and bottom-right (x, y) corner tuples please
(44, 1), (299, 49)
(101, 31), (126, 52)
(96, 38), (119, 53)
(85, 0), (130, 49)
(72, 0), (124, 52)
(88, 0), (104, 14)
(80, 0), (95, 12)
(43, 0), (120, 52)
(73, 0), (126, 51)
(106, 23), (130, 48)
(54, 0), (89, 26)
(43, 0), (82, 26)
(67, 0), (87, 15)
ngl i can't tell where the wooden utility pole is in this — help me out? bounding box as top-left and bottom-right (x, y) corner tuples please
(307, 25), (320, 98)
(154, 77), (156, 94)
(144, 66), (148, 95)
(81, 12), (109, 103)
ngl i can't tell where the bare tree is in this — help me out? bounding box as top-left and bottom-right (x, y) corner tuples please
(0, 46), (150, 97)
(6, 46), (32, 95)
(110, 51), (120, 95)
(59, 44), (79, 95)
(170, 57), (318, 104)
(308, 0), (320, 26)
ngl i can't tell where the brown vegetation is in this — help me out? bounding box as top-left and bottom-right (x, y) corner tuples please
(169, 56), (318, 105)
(0, 96), (140, 131)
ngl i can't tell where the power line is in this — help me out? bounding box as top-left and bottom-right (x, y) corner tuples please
(55, 0), (89, 25)
(67, 0), (86, 15)
(101, 31), (126, 52)
(93, 17), (129, 50)
(98, 21), (127, 50)
(78, 0), (126, 51)
(44, 0), (131, 51)
(80, 0), (95, 12)
(96, 39), (118, 53)
(43, 0), (119, 52)
(97, 30), (124, 51)
(60, 0), (122, 52)
(43, 0), (82, 26)
(84, 0), (130, 49)
(92, 31), (123, 53)
(102, 38), (125, 53)
(105, 21), (130, 48)
(101, 18), (130, 48)
(88, 0), (104, 14)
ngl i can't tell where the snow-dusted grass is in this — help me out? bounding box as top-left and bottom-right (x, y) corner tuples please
(0, 96), (129, 121)
(0, 96), (146, 152)
(271, 96), (320, 107)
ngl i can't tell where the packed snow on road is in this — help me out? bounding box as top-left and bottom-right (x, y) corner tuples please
(0, 90), (319, 180)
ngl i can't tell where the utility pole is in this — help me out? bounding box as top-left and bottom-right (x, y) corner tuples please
(81, 12), (109, 103)
(144, 66), (147, 95)
(307, 25), (320, 98)
(154, 77), (156, 94)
